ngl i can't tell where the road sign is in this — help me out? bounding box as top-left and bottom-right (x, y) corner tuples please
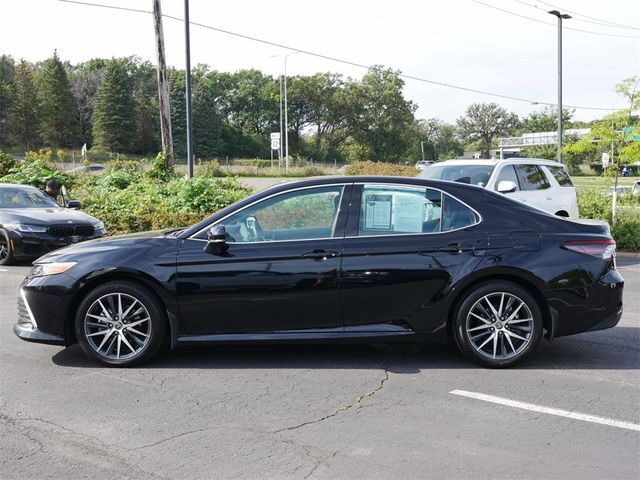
(271, 139), (280, 150)
(602, 152), (610, 169)
(270, 132), (281, 140)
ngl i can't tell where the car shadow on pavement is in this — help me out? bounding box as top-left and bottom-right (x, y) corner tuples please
(51, 326), (639, 371)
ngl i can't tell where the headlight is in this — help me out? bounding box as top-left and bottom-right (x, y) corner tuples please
(7, 223), (47, 233)
(94, 221), (105, 230)
(31, 262), (77, 277)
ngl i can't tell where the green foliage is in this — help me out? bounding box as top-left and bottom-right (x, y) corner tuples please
(92, 59), (137, 152)
(99, 167), (142, 189)
(196, 160), (226, 178)
(520, 107), (573, 134)
(0, 151), (17, 176)
(0, 55), (15, 146)
(0, 158), (67, 188)
(37, 51), (80, 147)
(146, 151), (175, 181)
(457, 103), (520, 158)
(345, 161), (416, 176)
(578, 190), (640, 251)
(9, 60), (39, 149)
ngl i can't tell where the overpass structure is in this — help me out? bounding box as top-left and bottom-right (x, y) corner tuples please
(496, 128), (591, 158)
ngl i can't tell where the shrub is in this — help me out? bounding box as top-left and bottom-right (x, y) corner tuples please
(106, 159), (143, 172)
(0, 158), (67, 188)
(99, 167), (142, 189)
(0, 152), (17, 176)
(345, 161), (416, 177)
(146, 151), (176, 182)
(612, 209), (640, 252)
(196, 160), (226, 178)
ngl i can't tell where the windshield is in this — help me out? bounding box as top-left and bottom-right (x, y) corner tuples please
(419, 164), (495, 187)
(0, 187), (60, 208)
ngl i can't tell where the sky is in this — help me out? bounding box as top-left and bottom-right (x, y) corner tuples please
(1, 0), (639, 123)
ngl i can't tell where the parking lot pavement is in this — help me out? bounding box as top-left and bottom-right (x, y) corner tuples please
(1, 259), (638, 480)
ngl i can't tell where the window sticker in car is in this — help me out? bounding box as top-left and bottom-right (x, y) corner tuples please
(364, 194), (392, 230)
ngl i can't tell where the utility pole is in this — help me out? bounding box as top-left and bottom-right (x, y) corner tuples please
(420, 141), (425, 162)
(283, 51), (300, 174)
(548, 10), (571, 164)
(279, 74), (283, 166)
(184, 0), (194, 178)
(152, 0), (173, 163)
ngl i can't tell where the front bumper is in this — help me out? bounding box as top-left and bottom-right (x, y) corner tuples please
(13, 323), (65, 345)
(7, 229), (105, 260)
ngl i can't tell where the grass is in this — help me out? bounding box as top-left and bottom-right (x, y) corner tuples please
(572, 176), (639, 192)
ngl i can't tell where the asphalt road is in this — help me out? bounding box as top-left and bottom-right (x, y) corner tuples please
(1, 259), (638, 480)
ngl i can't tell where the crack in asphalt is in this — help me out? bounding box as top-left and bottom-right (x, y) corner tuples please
(273, 368), (390, 433)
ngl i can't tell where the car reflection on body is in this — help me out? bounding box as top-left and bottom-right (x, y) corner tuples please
(0, 183), (106, 265)
(14, 176), (623, 368)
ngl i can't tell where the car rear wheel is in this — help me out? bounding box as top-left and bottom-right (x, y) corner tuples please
(0, 229), (15, 266)
(75, 281), (166, 367)
(453, 281), (543, 368)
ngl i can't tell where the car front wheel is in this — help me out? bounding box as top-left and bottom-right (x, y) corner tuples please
(75, 281), (166, 367)
(0, 229), (15, 266)
(453, 281), (543, 368)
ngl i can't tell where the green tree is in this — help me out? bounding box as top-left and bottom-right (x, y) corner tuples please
(0, 55), (16, 147)
(352, 66), (417, 162)
(37, 51), (80, 147)
(520, 106), (573, 133)
(92, 58), (137, 152)
(168, 69), (186, 157)
(132, 60), (160, 155)
(69, 58), (106, 148)
(192, 65), (225, 158)
(413, 118), (464, 161)
(9, 60), (39, 149)
(456, 103), (519, 158)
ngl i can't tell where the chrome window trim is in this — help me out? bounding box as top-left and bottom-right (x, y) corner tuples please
(350, 182), (482, 238)
(190, 183), (350, 242)
(188, 181), (483, 244)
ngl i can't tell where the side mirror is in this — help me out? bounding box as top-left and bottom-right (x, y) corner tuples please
(497, 180), (517, 194)
(204, 225), (228, 255)
(67, 200), (81, 209)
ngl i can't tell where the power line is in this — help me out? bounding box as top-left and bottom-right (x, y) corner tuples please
(535, 0), (640, 31)
(509, 0), (640, 32)
(472, 0), (640, 39)
(326, 0), (631, 70)
(57, 0), (624, 111)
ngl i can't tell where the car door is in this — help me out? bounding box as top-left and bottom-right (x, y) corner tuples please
(511, 164), (553, 213)
(339, 183), (488, 334)
(176, 184), (352, 334)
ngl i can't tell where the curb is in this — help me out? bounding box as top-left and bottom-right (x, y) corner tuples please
(617, 251), (639, 259)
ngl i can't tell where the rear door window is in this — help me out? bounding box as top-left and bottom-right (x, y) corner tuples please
(515, 165), (550, 190)
(548, 166), (573, 186)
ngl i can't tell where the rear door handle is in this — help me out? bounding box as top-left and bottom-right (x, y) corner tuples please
(438, 243), (462, 254)
(301, 250), (339, 260)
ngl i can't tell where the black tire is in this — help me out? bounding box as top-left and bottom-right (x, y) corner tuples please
(75, 281), (166, 367)
(0, 229), (15, 266)
(453, 281), (543, 368)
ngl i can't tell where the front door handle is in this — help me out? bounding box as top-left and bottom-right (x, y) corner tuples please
(438, 243), (462, 254)
(301, 250), (339, 260)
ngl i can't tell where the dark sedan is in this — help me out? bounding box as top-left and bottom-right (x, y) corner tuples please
(0, 183), (106, 265)
(14, 176), (623, 368)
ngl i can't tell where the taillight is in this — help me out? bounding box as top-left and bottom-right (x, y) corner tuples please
(562, 239), (616, 259)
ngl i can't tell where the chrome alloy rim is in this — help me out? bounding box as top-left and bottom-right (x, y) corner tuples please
(465, 292), (534, 360)
(84, 293), (151, 360)
(0, 234), (8, 262)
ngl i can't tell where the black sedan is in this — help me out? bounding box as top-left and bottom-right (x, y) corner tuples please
(0, 183), (106, 265)
(13, 176), (623, 368)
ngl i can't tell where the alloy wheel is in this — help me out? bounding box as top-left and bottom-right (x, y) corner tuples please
(84, 292), (152, 360)
(0, 235), (8, 262)
(465, 292), (534, 360)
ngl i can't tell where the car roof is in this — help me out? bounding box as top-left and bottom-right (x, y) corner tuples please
(433, 158), (564, 168)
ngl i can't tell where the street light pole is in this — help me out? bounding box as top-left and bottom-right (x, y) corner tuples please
(283, 51), (299, 174)
(279, 75), (283, 165)
(548, 10), (571, 164)
(184, 0), (194, 178)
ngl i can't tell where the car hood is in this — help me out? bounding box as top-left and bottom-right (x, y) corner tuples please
(36, 229), (178, 263)
(0, 207), (99, 225)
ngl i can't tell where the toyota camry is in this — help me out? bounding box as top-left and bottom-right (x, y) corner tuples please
(14, 176), (623, 368)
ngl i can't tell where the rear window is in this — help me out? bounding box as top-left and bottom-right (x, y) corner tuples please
(515, 165), (550, 191)
(418, 164), (495, 187)
(548, 166), (573, 186)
